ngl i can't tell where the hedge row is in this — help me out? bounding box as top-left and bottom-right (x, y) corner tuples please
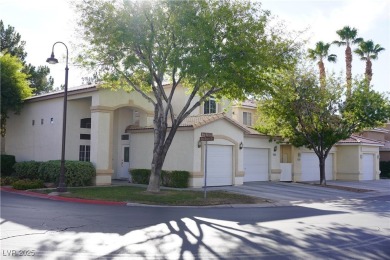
(380, 161), (390, 178)
(12, 179), (45, 190)
(130, 169), (190, 188)
(1, 155), (16, 176)
(12, 160), (96, 187)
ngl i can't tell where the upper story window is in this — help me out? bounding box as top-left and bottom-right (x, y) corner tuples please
(204, 98), (216, 114)
(243, 112), (252, 126)
(80, 118), (91, 129)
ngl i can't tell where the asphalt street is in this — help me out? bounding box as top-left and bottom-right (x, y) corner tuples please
(1, 191), (389, 259)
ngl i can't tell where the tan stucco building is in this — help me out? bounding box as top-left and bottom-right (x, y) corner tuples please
(4, 84), (383, 186)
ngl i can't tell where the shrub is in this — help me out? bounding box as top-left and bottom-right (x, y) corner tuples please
(0, 176), (18, 186)
(13, 161), (42, 180)
(38, 160), (95, 187)
(1, 154), (16, 176)
(65, 161), (96, 186)
(12, 179), (45, 190)
(38, 160), (60, 183)
(162, 170), (190, 188)
(130, 169), (151, 184)
(380, 161), (390, 178)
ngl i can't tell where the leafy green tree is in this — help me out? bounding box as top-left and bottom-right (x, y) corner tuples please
(23, 64), (55, 95)
(307, 41), (337, 88)
(0, 20), (27, 62)
(256, 68), (389, 185)
(354, 39), (385, 85)
(0, 20), (54, 94)
(333, 26), (363, 97)
(75, 0), (300, 192)
(0, 54), (32, 136)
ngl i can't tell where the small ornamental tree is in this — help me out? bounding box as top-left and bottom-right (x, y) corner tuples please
(74, 0), (300, 192)
(0, 53), (32, 136)
(256, 68), (389, 185)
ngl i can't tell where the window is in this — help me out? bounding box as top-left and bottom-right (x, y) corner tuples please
(204, 98), (216, 114)
(32, 120), (35, 126)
(80, 118), (91, 128)
(121, 134), (129, 140)
(124, 147), (130, 163)
(243, 112), (252, 126)
(41, 119), (44, 125)
(80, 134), (91, 140)
(79, 145), (90, 161)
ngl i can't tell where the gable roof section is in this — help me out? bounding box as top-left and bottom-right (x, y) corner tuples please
(363, 128), (390, 134)
(337, 134), (384, 147)
(380, 141), (390, 151)
(127, 113), (265, 136)
(233, 100), (257, 109)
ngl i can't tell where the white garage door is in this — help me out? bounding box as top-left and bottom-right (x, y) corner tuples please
(362, 154), (374, 180)
(244, 148), (269, 182)
(206, 145), (233, 186)
(301, 153), (333, 181)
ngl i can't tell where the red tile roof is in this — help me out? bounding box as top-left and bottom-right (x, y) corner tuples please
(337, 134), (383, 146)
(126, 113), (266, 136)
(380, 141), (390, 151)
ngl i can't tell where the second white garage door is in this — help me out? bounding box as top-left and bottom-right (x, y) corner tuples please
(206, 145), (233, 186)
(362, 154), (374, 180)
(244, 148), (269, 182)
(301, 153), (333, 181)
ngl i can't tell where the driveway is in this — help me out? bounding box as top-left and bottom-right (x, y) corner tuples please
(213, 180), (390, 205)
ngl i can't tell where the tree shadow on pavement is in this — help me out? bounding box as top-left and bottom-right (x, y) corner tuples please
(1, 192), (389, 259)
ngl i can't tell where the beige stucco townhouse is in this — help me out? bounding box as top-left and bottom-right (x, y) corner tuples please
(4, 84), (382, 186)
(5, 84), (282, 187)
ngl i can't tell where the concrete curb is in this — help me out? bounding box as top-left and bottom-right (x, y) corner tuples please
(0, 187), (127, 206)
(125, 202), (279, 208)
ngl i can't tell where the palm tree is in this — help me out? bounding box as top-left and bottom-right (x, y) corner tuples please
(308, 41), (337, 88)
(333, 26), (363, 97)
(354, 40), (385, 85)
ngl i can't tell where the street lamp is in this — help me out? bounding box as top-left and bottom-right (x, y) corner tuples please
(46, 42), (69, 192)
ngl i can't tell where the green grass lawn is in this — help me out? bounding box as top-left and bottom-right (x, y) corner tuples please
(37, 186), (269, 206)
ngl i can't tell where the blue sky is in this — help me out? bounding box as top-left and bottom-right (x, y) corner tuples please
(1, 0), (389, 94)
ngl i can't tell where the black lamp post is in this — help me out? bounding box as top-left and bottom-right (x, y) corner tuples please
(46, 42), (69, 192)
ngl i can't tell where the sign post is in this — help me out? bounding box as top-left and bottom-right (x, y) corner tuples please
(200, 132), (214, 199)
(204, 141), (208, 199)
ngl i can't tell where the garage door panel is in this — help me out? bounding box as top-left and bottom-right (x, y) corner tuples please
(244, 148), (269, 182)
(301, 153), (333, 181)
(362, 154), (374, 180)
(206, 145), (232, 186)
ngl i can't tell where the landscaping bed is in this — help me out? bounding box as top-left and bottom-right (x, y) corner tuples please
(32, 185), (270, 206)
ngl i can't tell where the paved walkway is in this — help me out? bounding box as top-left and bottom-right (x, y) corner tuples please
(210, 180), (390, 205)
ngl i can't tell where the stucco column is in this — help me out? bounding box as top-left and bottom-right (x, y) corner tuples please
(90, 106), (114, 185)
